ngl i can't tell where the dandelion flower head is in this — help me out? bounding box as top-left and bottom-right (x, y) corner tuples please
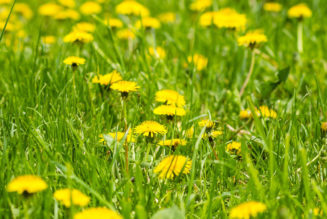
(54, 189), (90, 207)
(111, 80), (140, 93)
(74, 207), (123, 219)
(149, 46), (166, 59)
(158, 139), (187, 147)
(153, 105), (186, 117)
(115, 0), (149, 17)
(7, 175), (47, 195)
(135, 17), (161, 29)
(226, 141), (241, 155)
(155, 89), (186, 107)
(73, 22), (96, 33)
(158, 12), (176, 23)
(263, 3), (282, 12)
(80, 1), (102, 15)
(229, 201), (267, 219)
(135, 121), (167, 137)
(92, 70), (122, 86)
(190, 0), (212, 11)
(288, 3), (312, 19)
(237, 30), (267, 48)
(63, 30), (94, 44)
(63, 56), (86, 66)
(154, 155), (192, 179)
(187, 54), (208, 71)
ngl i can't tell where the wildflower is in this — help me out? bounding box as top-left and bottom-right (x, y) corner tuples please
(190, 0), (212, 11)
(111, 81), (139, 96)
(263, 3), (282, 12)
(158, 139), (187, 147)
(54, 189), (90, 207)
(185, 126), (194, 138)
(135, 17), (161, 29)
(63, 30), (94, 44)
(313, 208), (322, 216)
(14, 3), (33, 20)
(149, 46), (166, 59)
(153, 105), (186, 117)
(213, 8), (247, 30)
(41, 36), (56, 45)
(7, 175), (47, 195)
(154, 155), (192, 179)
(288, 3), (312, 19)
(99, 132), (135, 143)
(63, 56), (86, 67)
(135, 121), (167, 137)
(91, 71), (122, 86)
(155, 90), (186, 107)
(258, 106), (277, 118)
(58, 0), (76, 8)
(211, 130), (223, 138)
(187, 54), (208, 71)
(226, 141), (241, 155)
(115, 0), (149, 17)
(54, 9), (80, 20)
(237, 30), (267, 48)
(117, 29), (135, 40)
(158, 12), (176, 23)
(104, 18), (123, 29)
(0, 0), (11, 4)
(73, 22), (96, 33)
(229, 201), (267, 219)
(199, 11), (218, 27)
(38, 3), (62, 17)
(321, 122), (327, 131)
(198, 119), (215, 129)
(239, 109), (252, 119)
(80, 1), (102, 15)
(74, 207), (123, 219)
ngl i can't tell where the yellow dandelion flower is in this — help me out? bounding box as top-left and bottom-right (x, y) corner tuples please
(213, 9), (247, 30)
(313, 208), (322, 216)
(58, 0), (76, 8)
(14, 3), (33, 20)
(134, 121), (167, 137)
(104, 18), (123, 29)
(153, 105), (186, 117)
(0, 0), (11, 4)
(115, 0), (149, 17)
(190, 0), (212, 11)
(199, 11), (218, 27)
(158, 12), (176, 23)
(198, 119), (215, 128)
(111, 81), (139, 94)
(41, 36), (56, 45)
(263, 3), (282, 12)
(63, 30), (94, 44)
(73, 22), (96, 33)
(80, 1), (102, 15)
(149, 46), (166, 59)
(54, 9), (80, 20)
(7, 175), (47, 195)
(117, 29), (135, 40)
(38, 3), (62, 17)
(211, 130), (223, 138)
(229, 201), (267, 219)
(99, 131), (135, 143)
(154, 155), (192, 179)
(185, 126), (194, 138)
(74, 207), (123, 219)
(155, 90), (186, 107)
(158, 139), (187, 147)
(288, 3), (312, 19)
(135, 17), (161, 29)
(54, 189), (90, 207)
(91, 70), (122, 86)
(226, 141), (241, 155)
(321, 122), (327, 132)
(258, 106), (277, 118)
(237, 30), (267, 48)
(63, 56), (86, 67)
(187, 54), (208, 71)
(239, 109), (252, 119)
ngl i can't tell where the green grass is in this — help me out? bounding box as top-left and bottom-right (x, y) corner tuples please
(1, 0), (327, 218)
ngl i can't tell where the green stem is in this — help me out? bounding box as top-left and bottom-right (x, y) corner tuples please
(240, 50), (256, 97)
(297, 21), (303, 53)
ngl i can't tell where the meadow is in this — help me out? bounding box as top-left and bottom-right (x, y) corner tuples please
(1, 0), (327, 218)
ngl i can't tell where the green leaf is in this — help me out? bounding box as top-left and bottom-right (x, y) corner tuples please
(277, 67), (290, 82)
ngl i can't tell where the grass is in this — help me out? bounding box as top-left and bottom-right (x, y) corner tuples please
(1, 0), (327, 218)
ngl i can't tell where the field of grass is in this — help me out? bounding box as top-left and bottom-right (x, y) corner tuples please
(1, 0), (327, 218)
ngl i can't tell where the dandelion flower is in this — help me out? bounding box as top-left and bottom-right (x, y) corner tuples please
(14, 3), (33, 20)
(80, 1), (102, 15)
(38, 3), (62, 17)
(115, 0), (149, 17)
(153, 105), (186, 117)
(91, 71), (122, 86)
(239, 109), (252, 119)
(199, 11), (218, 27)
(198, 119), (215, 128)
(185, 126), (194, 138)
(104, 18), (123, 29)
(321, 122), (327, 132)
(190, 0), (212, 11)
(187, 54), (208, 71)
(73, 22), (96, 33)
(63, 56), (86, 67)
(135, 17), (161, 29)
(135, 121), (167, 137)
(158, 12), (176, 23)
(149, 46), (166, 59)
(226, 141), (241, 155)
(7, 175), (47, 195)
(117, 29), (135, 40)
(54, 9), (80, 20)
(74, 207), (123, 219)
(111, 81), (140, 95)
(263, 3), (282, 12)
(99, 132), (135, 143)
(54, 189), (90, 207)
(229, 201), (267, 219)
(42, 36), (56, 45)
(158, 139), (187, 147)
(155, 90), (186, 107)
(237, 30), (267, 48)
(288, 3), (312, 19)
(213, 9), (247, 30)
(258, 106), (277, 118)
(63, 30), (94, 44)
(58, 0), (76, 8)
(154, 155), (192, 179)
(211, 130), (223, 138)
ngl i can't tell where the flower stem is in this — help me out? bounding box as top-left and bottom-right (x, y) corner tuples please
(297, 21), (303, 53)
(121, 98), (128, 173)
(240, 50), (256, 97)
